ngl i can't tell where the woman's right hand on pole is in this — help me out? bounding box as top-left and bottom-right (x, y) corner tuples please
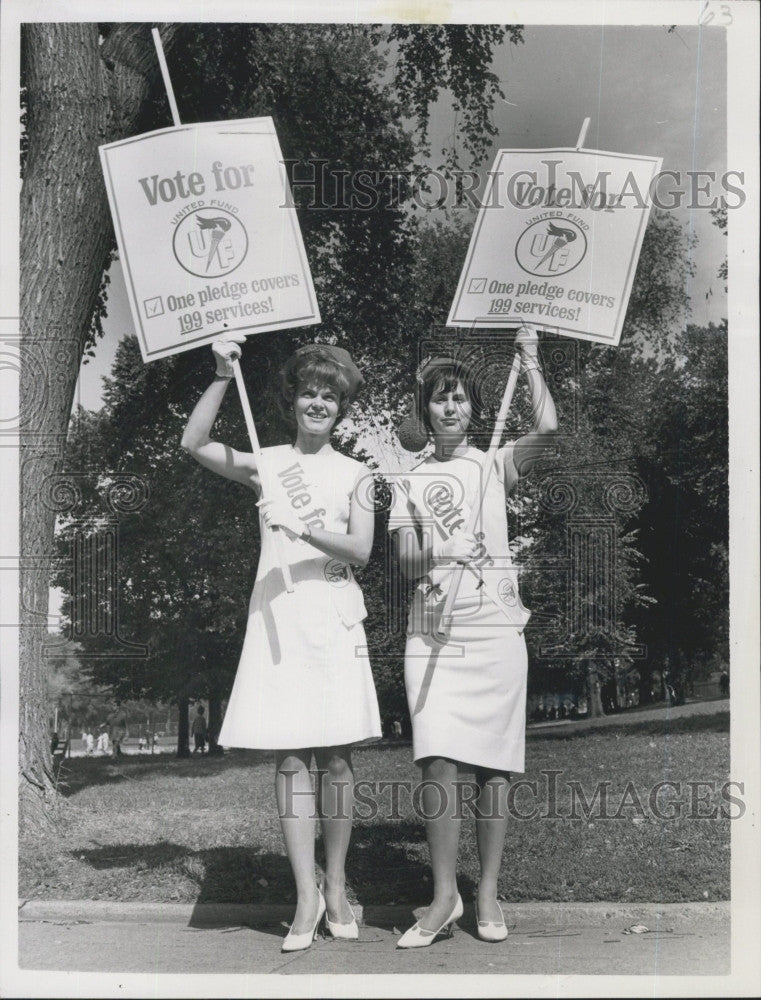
(434, 529), (479, 566)
(514, 324), (541, 368)
(212, 333), (247, 379)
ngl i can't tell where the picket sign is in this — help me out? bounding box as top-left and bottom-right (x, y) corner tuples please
(447, 120), (661, 345)
(150, 29), (295, 591)
(437, 119), (596, 636)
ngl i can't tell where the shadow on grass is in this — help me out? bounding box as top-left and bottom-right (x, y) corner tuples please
(55, 742), (414, 800)
(74, 840), (189, 870)
(54, 749), (271, 798)
(67, 820), (448, 931)
(528, 711), (729, 742)
(184, 823), (446, 933)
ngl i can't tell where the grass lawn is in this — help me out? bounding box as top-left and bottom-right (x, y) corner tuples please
(20, 712), (731, 906)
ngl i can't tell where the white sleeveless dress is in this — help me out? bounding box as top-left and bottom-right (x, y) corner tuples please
(388, 445), (529, 772)
(219, 445), (382, 750)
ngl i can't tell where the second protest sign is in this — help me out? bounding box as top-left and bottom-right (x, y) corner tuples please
(448, 147), (662, 345)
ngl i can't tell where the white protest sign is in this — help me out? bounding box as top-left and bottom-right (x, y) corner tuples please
(448, 148), (662, 345)
(100, 118), (320, 362)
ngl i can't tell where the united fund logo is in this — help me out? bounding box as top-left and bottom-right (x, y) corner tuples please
(515, 218), (587, 277)
(172, 207), (249, 278)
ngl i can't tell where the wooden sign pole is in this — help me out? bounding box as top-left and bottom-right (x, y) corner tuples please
(435, 351), (522, 638)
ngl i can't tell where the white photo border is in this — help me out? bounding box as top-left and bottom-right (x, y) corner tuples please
(1, 1), (758, 997)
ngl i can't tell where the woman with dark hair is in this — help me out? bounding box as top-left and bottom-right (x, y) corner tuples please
(388, 327), (557, 947)
(182, 335), (381, 951)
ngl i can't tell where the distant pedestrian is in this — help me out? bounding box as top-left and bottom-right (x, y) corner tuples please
(85, 732), (94, 756)
(97, 726), (109, 755)
(138, 735), (147, 753)
(719, 670), (729, 698)
(191, 705), (208, 754)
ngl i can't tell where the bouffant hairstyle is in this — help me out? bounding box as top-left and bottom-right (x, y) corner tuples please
(418, 358), (485, 435)
(280, 348), (354, 426)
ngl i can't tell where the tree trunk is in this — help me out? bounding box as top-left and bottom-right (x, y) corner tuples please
(586, 662), (605, 718)
(176, 696), (190, 758)
(19, 23), (177, 832)
(638, 663), (654, 705)
(207, 694), (224, 756)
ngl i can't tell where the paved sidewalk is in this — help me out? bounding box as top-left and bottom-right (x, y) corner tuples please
(17, 899), (730, 976)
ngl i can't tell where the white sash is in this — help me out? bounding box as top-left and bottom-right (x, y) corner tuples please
(261, 448), (367, 627)
(401, 462), (531, 630)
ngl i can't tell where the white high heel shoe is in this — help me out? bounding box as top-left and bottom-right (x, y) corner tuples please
(396, 894), (464, 949)
(321, 881), (359, 939)
(324, 909), (359, 940)
(476, 900), (508, 942)
(281, 889), (326, 952)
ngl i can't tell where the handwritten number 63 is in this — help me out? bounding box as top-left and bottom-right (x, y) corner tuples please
(699, 2), (733, 25)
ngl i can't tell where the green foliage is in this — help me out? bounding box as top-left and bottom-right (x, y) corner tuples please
(372, 24), (523, 166)
(710, 205), (728, 292)
(634, 321), (729, 681)
(517, 215), (725, 707)
(45, 644), (114, 731)
(56, 339), (258, 706)
(617, 210), (694, 352)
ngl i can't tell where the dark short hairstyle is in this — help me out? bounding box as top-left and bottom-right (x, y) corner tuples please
(418, 359), (485, 435)
(280, 349), (354, 426)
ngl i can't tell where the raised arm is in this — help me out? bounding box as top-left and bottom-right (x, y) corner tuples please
(181, 336), (260, 491)
(505, 326), (558, 491)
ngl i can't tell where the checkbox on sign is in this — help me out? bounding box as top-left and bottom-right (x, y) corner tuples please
(143, 296), (164, 319)
(467, 278), (487, 294)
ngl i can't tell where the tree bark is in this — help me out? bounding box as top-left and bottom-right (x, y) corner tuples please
(176, 696), (190, 758)
(19, 23), (177, 833)
(207, 694), (224, 756)
(586, 662), (605, 718)
(638, 663), (654, 705)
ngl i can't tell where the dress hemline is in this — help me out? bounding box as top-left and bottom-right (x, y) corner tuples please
(219, 731), (383, 752)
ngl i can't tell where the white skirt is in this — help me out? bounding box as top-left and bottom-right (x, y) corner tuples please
(219, 589), (381, 751)
(404, 594), (528, 772)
